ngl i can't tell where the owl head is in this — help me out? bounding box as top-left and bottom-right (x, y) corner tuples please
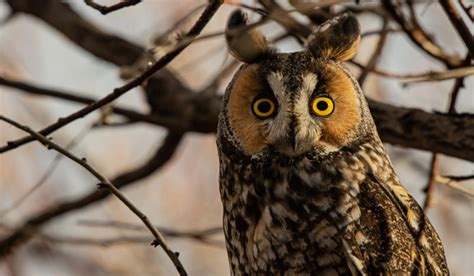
(218, 11), (376, 159)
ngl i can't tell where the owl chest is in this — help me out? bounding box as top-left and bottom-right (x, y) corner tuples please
(220, 161), (364, 274)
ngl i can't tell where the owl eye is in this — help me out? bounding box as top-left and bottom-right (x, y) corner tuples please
(311, 96), (334, 117)
(252, 97), (276, 119)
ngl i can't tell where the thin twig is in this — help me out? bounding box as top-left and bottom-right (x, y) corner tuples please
(77, 220), (224, 246)
(0, 115), (187, 275)
(423, 154), (439, 210)
(361, 28), (402, 37)
(358, 18), (389, 86)
(439, 0), (474, 58)
(0, 124), (92, 218)
(0, 0), (223, 154)
(84, 0), (142, 15)
(402, 66), (474, 84)
(434, 175), (474, 197)
(0, 76), (192, 129)
(422, 55), (469, 211)
(441, 174), (474, 182)
(41, 234), (224, 248)
(259, 0), (311, 43)
(0, 223), (224, 248)
(78, 219), (223, 237)
(381, 0), (462, 67)
(459, 0), (474, 21)
(0, 131), (184, 259)
(350, 62), (474, 82)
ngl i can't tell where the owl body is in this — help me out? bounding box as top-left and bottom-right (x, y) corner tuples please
(217, 12), (448, 275)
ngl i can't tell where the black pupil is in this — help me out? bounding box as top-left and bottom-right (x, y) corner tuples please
(316, 100), (328, 111)
(258, 101), (272, 113)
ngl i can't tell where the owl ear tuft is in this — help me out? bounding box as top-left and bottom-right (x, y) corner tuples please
(226, 10), (270, 63)
(306, 13), (360, 61)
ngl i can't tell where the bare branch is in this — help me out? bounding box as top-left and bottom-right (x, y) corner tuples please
(259, 0), (311, 43)
(6, 0), (143, 66)
(0, 131), (184, 263)
(423, 154), (439, 210)
(423, 53), (470, 210)
(78, 220), (223, 236)
(0, 116), (187, 275)
(434, 175), (474, 197)
(368, 99), (474, 162)
(84, 0), (142, 15)
(459, 0), (474, 21)
(0, 76), (198, 130)
(358, 18), (389, 86)
(0, 0), (223, 154)
(0, 124), (91, 218)
(0, 223), (224, 248)
(351, 61), (474, 82)
(381, 0), (463, 67)
(441, 174), (474, 182)
(439, 0), (474, 58)
(402, 66), (474, 84)
(40, 234), (224, 248)
(77, 220), (224, 246)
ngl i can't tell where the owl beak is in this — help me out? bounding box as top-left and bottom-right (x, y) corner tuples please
(288, 134), (298, 152)
(286, 123), (301, 154)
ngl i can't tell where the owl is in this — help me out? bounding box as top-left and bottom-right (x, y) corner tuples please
(216, 10), (449, 275)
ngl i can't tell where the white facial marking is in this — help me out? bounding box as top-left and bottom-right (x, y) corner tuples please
(266, 71), (290, 146)
(267, 71), (285, 101)
(293, 73), (321, 151)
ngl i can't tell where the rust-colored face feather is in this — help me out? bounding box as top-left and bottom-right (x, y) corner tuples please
(225, 53), (365, 156)
(319, 63), (361, 146)
(227, 64), (269, 154)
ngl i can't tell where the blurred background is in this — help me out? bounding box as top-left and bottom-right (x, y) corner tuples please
(0, 0), (472, 275)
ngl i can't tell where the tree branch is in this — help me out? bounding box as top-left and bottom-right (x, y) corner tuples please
(259, 0), (311, 43)
(423, 55), (469, 210)
(368, 99), (474, 162)
(351, 61), (474, 82)
(6, 0), (143, 66)
(0, 124), (91, 218)
(358, 18), (389, 86)
(439, 0), (474, 58)
(381, 0), (463, 67)
(0, 131), (184, 262)
(0, 0), (223, 154)
(0, 116), (187, 275)
(0, 76), (204, 131)
(1, 75), (472, 161)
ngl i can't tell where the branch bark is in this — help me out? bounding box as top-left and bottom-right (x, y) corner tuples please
(368, 99), (474, 162)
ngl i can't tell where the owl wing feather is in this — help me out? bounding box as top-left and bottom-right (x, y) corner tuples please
(352, 174), (448, 275)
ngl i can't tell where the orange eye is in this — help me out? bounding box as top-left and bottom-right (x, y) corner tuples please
(252, 97), (276, 119)
(311, 96), (334, 117)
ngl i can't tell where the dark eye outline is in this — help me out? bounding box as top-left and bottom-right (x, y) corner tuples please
(310, 96), (335, 117)
(251, 96), (277, 119)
